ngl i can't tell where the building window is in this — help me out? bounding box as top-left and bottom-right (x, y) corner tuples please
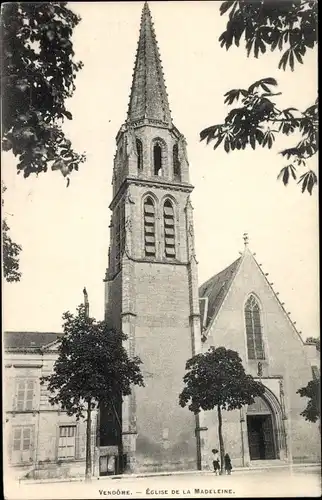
(173, 143), (180, 179)
(58, 426), (76, 459)
(144, 197), (156, 257)
(136, 139), (143, 171)
(153, 143), (162, 176)
(15, 379), (35, 411)
(115, 202), (125, 270)
(245, 295), (265, 360)
(13, 427), (31, 451)
(163, 200), (176, 258)
(11, 426), (33, 463)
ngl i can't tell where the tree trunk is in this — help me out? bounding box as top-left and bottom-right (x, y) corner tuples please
(85, 399), (92, 481)
(217, 405), (225, 475)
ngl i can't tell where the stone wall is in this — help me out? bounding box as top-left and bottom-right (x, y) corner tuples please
(132, 261), (198, 471)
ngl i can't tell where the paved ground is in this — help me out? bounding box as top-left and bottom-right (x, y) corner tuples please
(5, 467), (321, 499)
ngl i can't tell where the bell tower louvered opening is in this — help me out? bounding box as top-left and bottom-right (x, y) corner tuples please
(163, 200), (176, 258)
(144, 197), (156, 257)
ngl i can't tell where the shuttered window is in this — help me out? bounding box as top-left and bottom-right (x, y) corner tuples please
(245, 295), (265, 360)
(13, 427), (32, 452)
(163, 200), (176, 258)
(144, 197), (156, 257)
(16, 379), (35, 411)
(58, 426), (76, 459)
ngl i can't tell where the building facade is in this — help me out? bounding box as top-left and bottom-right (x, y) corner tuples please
(199, 245), (320, 467)
(4, 332), (99, 480)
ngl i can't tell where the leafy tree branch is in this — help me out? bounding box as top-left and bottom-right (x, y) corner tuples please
(2, 184), (22, 282)
(1, 2), (86, 182)
(200, 0), (318, 194)
(297, 377), (321, 425)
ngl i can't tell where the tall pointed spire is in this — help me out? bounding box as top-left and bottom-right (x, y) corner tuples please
(127, 2), (172, 126)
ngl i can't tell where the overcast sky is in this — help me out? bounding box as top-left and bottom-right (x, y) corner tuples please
(3, 1), (319, 339)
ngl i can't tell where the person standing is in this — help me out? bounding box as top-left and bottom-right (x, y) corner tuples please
(224, 453), (232, 475)
(212, 448), (220, 475)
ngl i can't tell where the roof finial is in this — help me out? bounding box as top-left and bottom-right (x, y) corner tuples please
(243, 232), (249, 248)
(83, 287), (89, 317)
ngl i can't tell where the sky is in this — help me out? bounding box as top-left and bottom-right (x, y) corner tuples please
(2, 1), (319, 339)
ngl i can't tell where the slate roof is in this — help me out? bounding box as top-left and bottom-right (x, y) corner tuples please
(4, 331), (63, 351)
(199, 257), (242, 329)
(127, 2), (172, 125)
(199, 297), (207, 330)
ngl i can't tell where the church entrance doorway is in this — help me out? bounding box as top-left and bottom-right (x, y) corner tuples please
(247, 415), (276, 460)
(246, 396), (277, 461)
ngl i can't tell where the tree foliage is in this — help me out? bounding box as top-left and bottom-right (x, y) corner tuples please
(179, 346), (265, 412)
(1, 2), (86, 181)
(306, 336), (320, 351)
(2, 184), (22, 282)
(40, 304), (144, 477)
(179, 346), (265, 472)
(200, 0), (318, 194)
(41, 304), (144, 418)
(297, 377), (321, 424)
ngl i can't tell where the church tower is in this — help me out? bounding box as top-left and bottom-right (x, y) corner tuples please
(104, 2), (203, 473)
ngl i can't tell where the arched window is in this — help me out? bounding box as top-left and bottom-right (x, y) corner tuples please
(154, 143), (162, 176)
(136, 139), (143, 172)
(245, 295), (265, 360)
(115, 206), (120, 268)
(144, 197), (156, 257)
(173, 143), (180, 179)
(115, 202), (125, 271)
(163, 200), (176, 258)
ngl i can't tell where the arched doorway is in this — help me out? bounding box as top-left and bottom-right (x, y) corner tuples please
(247, 396), (278, 460)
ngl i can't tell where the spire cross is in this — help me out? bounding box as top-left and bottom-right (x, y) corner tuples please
(243, 232), (249, 247)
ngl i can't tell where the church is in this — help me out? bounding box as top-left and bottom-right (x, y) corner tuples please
(4, 2), (320, 479)
(102, 1), (320, 473)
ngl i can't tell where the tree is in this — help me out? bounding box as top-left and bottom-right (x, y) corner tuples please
(297, 377), (321, 426)
(40, 304), (144, 479)
(1, 2), (86, 182)
(200, 0), (318, 194)
(179, 346), (265, 473)
(306, 336), (320, 351)
(2, 184), (22, 282)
